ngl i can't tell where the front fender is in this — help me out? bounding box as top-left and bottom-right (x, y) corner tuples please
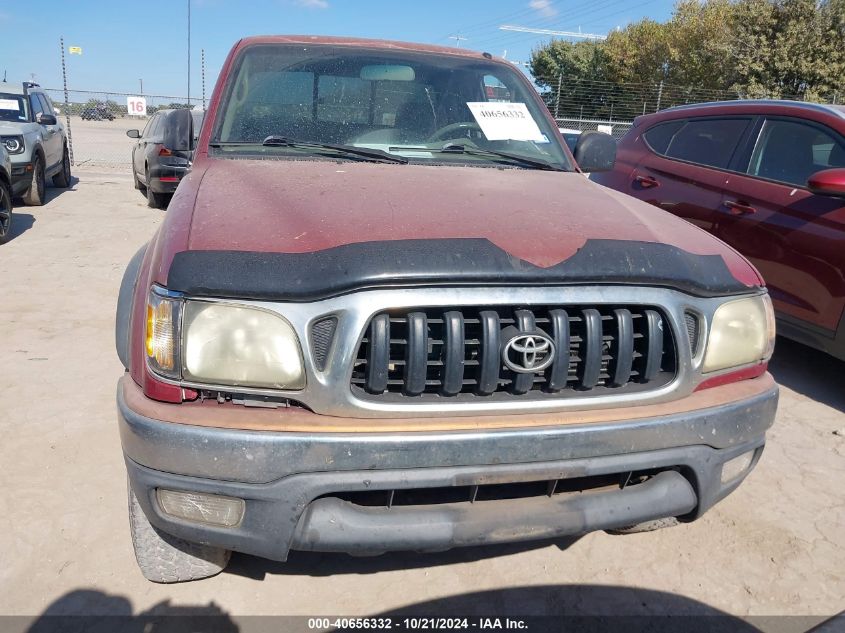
(116, 244), (148, 369)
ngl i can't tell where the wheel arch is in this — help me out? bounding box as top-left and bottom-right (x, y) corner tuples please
(116, 244), (149, 369)
(32, 142), (46, 165)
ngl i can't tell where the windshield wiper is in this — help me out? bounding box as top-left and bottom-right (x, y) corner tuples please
(260, 136), (408, 164)
(390, 144), (566, 171)
(209, 137), (408, 164)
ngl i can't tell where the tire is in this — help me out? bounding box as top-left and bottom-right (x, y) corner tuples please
(128, 483), (231, 583)
(145, 168), (168, 209)
(0, 179), (12, 245)
(22, 155), (46, 206)
(52, 146), (71, 188)
(606, 517), (680, 535)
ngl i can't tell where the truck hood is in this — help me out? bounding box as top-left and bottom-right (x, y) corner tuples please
(190, 159), (745, 263)
(164, 158), (761, 296)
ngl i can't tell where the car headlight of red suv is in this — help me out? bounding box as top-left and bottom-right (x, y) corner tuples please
(702, 294), (775, 373)
(145, 286), (305, 390)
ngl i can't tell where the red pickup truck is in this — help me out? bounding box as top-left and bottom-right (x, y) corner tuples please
(115, 36), (778, 582)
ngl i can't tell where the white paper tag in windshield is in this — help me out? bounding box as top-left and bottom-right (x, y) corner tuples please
(467, 102), (545, 142)
(0, 99), (20, 111)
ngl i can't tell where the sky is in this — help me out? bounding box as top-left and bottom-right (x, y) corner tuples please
(0, 0), (675, 99)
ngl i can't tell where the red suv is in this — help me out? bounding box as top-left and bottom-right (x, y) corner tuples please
(592, 101), (845, 360)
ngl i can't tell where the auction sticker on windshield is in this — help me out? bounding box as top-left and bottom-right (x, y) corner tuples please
(467, 102), (545, 142)
(0, 99), (20, 111)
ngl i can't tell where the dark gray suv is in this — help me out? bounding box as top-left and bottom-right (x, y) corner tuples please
(0, 81), (72, 205)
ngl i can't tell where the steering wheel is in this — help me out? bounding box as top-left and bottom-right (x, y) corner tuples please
(427, 122), (483, 143)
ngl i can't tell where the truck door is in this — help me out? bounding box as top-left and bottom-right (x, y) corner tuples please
(32, 93), (62, 170)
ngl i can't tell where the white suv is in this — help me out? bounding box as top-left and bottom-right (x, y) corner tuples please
(0, 81), (71, 205)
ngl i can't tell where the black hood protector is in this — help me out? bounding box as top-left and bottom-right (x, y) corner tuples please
(166, 238), (755, 301)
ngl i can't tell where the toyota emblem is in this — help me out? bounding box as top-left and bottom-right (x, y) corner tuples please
(502, 333), (556, 374)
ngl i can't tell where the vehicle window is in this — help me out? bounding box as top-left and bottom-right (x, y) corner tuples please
(141, 115), (155, 138)
(0, 93), (28, 122)
(191, 111), (205, 141)
(146, 114), (162, 139)
(483, 75), (512, 102)
(318, 75), (369, 124)
(212, 44), (572, 170)
(643, 120), (685, 154)
(29, 94), (44, 119)
(36, 94), (53, 117)
(663, 118), (750, 169)
(748, 118), (845, 187)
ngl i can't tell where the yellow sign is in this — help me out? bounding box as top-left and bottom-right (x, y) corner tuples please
(69, 46), (82, 55)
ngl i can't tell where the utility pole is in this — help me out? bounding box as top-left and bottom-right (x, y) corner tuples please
(187, 0), (191, 106)
(139, 78), (143, 95)
(655, 80), (664, 112)
(555, 73), (563, 119)
(59, 37), (74, 165)
(202, 49), (206, 110)
(448, 34), (468, 47)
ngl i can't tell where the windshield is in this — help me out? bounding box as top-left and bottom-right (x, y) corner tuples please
(211, 44), (573, 170)
(0, 94), (29, 123)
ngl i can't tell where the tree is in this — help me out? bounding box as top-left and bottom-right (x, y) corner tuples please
(528, 0), (843, 114)
(603, 19), (671, 85)
(529, 39), (616, 118)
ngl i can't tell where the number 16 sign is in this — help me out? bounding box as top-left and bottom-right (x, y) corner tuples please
(127, 96), (147, 116)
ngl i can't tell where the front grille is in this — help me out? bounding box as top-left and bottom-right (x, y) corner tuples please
(310, 316), (338, 372)
(320, 469), (665, 508)
(351, 305), (677, 400)
(684, 312), (700, 357)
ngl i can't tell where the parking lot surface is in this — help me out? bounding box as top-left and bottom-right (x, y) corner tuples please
(0, 170), (843, 627)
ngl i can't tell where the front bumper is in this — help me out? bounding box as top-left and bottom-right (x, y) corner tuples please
(9, 160), (33, 195)
(119, 374), (778, 561)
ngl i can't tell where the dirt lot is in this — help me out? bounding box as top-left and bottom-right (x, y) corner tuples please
(0, 169), (844, 631)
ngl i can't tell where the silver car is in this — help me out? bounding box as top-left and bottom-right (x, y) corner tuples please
(0, 81), (71, 205)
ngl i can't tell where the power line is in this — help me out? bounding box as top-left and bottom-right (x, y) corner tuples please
(432, 4), (546, 43)
(469, 0), (622, 50)
(499, 25), (607, 40)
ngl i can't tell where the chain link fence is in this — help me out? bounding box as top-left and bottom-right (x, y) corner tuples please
(44, 89), (203, 168)
(540, 76), (841, 140)
(47, 80), (842, 167)
(554, 118), (634, 140)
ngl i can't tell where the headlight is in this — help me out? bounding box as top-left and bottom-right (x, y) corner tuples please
(182, 302), (305, 390)
(144, 287), (305, 390)
(2, 136), (24, 154)
(145, 288), (182, 379)
(702, 294), (775, 373)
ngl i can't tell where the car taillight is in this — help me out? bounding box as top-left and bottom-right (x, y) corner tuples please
(158, 147), (173, 157)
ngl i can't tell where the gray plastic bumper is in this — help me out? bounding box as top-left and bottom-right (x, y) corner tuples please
(291, 470), (697, 553)
(119, 379), (776, 560)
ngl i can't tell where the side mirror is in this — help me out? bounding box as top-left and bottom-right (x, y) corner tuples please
(126, 129), (141, 139)
(807, 168), (845, 198)
(163, 109), (194, 152)
(573, 131), (616, 173)
(37, 113), (57, 126)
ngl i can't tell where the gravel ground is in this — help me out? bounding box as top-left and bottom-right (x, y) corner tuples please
(0, 169), (843, 632)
